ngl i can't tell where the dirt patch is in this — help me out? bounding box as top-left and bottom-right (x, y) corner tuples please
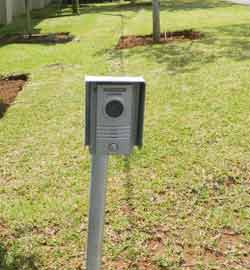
(116, 30), (203, 49)
(135, 258), (158, 270)
(0, 219), (15, 245)
(0, 32), (74, 45)
(182, 230), (250, 268)
(0, 219), (9, 240)
(148, 238), (165, 253)
(105, 258), (130, 270)
(0, 74), (28, 118)
(107, 258), (157, 270)
(145, 228), (167, 256)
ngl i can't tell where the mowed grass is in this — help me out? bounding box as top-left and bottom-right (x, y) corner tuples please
(1, 0), (250, 269)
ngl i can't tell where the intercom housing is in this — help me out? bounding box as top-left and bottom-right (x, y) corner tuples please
(85, 76), (146, 155)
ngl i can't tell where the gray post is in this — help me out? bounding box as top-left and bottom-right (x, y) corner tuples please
(72, 0), (80, 15)
(0, 0), (13, 25)
(152, 0), (161, 42)
(25, 0), (32, 35)
(86, 154), (108, 270)
(84, 76), (146, 270)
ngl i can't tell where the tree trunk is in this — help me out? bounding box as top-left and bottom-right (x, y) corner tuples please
(152, 0), (161, 42)
(25, 0), (32, 36)
(72, 0), (80, 15)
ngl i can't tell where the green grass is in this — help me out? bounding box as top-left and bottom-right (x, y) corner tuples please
(1, 0), (250, 269)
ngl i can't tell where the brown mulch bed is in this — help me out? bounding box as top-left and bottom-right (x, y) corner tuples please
(116, 29), (203, 49)
(0, 74), (28, 118)
(0, 32), (74, 45)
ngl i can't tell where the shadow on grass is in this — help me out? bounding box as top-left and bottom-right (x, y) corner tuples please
(122, 158), (143, 262)
(0, 244), (40, 270)
(96, 22), (250, 75)
(0, 0), (234, 47)
(76, 0), (232, 14)
(0, 101), (8, 119)
(162, 0), (233, 11)
(32, 5), (81, 20)
(95, 36), (217, 75)
(33, 0), (234, 18)
(0, 32), (74, 47)
(123, 158), (136, 228)
(211, 23), (250, 62)
(0, 6), (75, 47)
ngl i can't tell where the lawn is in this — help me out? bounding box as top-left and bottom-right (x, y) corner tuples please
(1, 0), (250, 269)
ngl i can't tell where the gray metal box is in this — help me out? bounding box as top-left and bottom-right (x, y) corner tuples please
(85, 76), (146, 155)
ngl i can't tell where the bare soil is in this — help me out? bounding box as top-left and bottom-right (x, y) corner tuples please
(182, 229), (250, 269)
(0, 74), (28, 118)
(0, 32), (74, 45)
(116, 30), (203, 49)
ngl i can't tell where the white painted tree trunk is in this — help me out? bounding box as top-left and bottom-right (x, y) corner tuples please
(72, 0), (80, 15)
(25, 0), (32, 35)
(152, 0), (161, 42)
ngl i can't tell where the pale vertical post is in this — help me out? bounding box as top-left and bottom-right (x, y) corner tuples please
(1, 0), (13, 25)
(86, 154), (108, 270)
(72, 0), (80, 15)
(152, 0), (161, 42)
(25, 0), (32, 35)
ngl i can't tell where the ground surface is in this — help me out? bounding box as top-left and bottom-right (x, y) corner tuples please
(0, 75), (28, 118)
(116, 30), (202, 49)
(1, 0), (250, 269)
(0, 32), (74, 46)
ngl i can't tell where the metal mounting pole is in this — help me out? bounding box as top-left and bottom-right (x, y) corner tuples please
(86, 154), (108, 270)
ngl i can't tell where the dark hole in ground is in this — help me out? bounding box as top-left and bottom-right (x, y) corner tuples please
(116, 29), (203, 49)
(0, 74), (28, 118)
(0, 32), (74, 46)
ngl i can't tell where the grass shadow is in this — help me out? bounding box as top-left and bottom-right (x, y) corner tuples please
(122, 158), (144, 264)
(0, 32), (74, 47)
(76, 0), (233, 15)
(0, 5), (75, 47)
(0, 0), (234, 47)
(213, 23), (250, 61)
(162, 0), (233, 11)
(0, 101), (9, 119)
(98, 22), (250, 75)
(123, 158), (137, 229)
(96, 36), (217, 75)
(0, 244), (40, 270)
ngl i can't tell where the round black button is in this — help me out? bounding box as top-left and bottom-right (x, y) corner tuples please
(105, 100), (124, 118)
